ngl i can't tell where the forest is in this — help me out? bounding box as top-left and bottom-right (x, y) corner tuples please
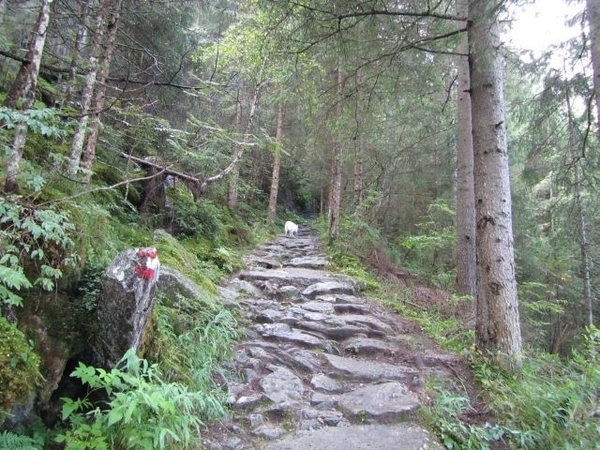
(0, 0), (599, 448)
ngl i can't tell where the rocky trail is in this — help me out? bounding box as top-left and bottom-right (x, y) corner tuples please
(203, 226), (467, 450)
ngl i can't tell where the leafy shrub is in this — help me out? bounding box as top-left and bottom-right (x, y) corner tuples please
(168, 188), (222, 240)
(56, 349), (221, 450)
(0, 196), (78, 307)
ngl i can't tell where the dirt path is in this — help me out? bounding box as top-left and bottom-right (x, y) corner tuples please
(202, 226), (466, 449)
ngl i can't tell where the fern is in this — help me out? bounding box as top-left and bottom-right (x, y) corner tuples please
(0, 430), (42, 450)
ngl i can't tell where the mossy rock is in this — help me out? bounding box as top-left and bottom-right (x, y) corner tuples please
(0, 317), (43, 416)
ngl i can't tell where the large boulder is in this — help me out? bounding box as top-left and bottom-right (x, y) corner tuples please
(93, 247), (160, 368)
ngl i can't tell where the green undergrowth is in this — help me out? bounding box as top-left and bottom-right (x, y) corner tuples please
(0, 316), (43, 420)
(422, 328), (600, 450)
(380, 288), (474, 353)
(315, 210), (600, 450)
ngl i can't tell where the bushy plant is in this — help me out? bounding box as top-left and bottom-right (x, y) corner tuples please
(469, 326), (600, 449)
(0, 196), (78, 307)
(55, 349), (221, 450)
(423, 387), (506, 449)
(168, 188), (222, 240)
(0, 430), (43, 450)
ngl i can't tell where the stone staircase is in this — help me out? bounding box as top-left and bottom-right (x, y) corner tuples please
(203, 225), (460, 449)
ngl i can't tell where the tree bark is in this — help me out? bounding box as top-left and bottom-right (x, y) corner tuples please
(228, 58), (266, 208)
(267, 104), (284, 225)
(67, 0), (111, 178)
(80, 0), (122, 183)
(353, 68), (364, 208)
(64, 0), (93, 105)
(469, 0), (522, 370)
(586, 0), (600, 136)
(0, 0), (6, 26)
(329, 68), (344, 243)
(455, 0), (477, 302)
(565, 85), (594, 326)
(3, 0), (53, 193)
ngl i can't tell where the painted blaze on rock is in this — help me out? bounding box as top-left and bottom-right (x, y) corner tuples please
(94, 247), (160, 368)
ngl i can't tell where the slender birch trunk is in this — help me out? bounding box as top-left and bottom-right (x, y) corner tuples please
(469, 0), (522, 370)
(227, 58), (266, 208)
(80, 0), (122, 183)
(3, 0), (53, 193)
(455, 0), (477, 301)
(64, 0), (93, 105)
(67, 0), (111, 178)
(0, 0), (6, 26)
(267, 104), (284, 225)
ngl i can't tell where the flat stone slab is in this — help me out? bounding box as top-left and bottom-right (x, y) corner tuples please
(256, 323), (325, 348)
(259, 367), (304, 403)
(285, 256), (330, 269)
(325, 354), (418, 382)
(264, 424), (443, 450)
(300, 301), (335, 314)
(303, 281), (355, 298)
(240, 268), (356, 288)
(337, 382), (420, 420)
(343, 337), (398, 355)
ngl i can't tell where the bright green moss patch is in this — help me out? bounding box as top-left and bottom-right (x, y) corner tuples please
(0, 316), (43, 415)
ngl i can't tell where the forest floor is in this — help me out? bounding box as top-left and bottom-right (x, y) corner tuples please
(201, 226), (493, 450)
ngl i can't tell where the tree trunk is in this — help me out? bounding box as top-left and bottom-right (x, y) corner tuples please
(455, 0), (477, 301)
(353, 68), (364, 208)
(267, 104), (284, 225)
(469, 0), (522, 370)
(586, 0), (600, 136)
(81, 0), (122, 183)
(565, 85), (594, 326)
(329, 68), (343, 243)
(64, 0), (93, 105)
(3, 0), (53, 193)
(228, 58), (266, 208)
(67, 0), (111, 178)
(0, 0), (6, 26)
(228, 92), (243, 208)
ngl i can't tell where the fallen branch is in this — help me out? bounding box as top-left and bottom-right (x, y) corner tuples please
(120, 152), (202, 184)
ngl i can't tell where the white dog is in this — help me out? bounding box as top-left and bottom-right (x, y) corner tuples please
(284, 221), (298, 237)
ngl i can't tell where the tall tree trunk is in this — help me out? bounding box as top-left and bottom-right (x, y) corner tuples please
(80, 0), (122, 183)
(565, 86), (594, 327)
(329, 68), (343, 243)
(469, 0), (522, 370)
(0, 0), (6, 26)
(228, 58), (266, 208)
(3, 0), (53, 193)
(67, 0), (111, 178)
(64, 0), (93, 105)
(228, 91), (244, 208)
(455, 0), (477, 301)
(267, 104), (284, 225)
(587, 0), (600, 136)
(353, 68), (364, 208)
